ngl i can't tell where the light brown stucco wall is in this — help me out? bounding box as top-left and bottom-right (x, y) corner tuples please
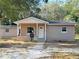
(20, 24), (45, 40)
(0, 25), (17, 38)
(0, 25), (75, 41)
(46, 25), (75, 41)
(20, 24), (36, 40)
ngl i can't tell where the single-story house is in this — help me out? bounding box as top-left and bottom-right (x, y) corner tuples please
(14, 17), (75, 41)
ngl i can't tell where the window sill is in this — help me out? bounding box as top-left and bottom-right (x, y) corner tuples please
(61, 31), (67, 33)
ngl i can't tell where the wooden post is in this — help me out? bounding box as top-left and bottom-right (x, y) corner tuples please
(36, 23), (38, 40)
(20, 24), (21, 36)
(17, 24), (21, 36)
(17, 24), (19, 36)
(45, 24), (46, 41)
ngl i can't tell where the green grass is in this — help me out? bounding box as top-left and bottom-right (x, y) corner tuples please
(75, 34), (79, 40)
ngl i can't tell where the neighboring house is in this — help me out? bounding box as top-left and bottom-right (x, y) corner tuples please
(0, 25), (17, 38)
(14, 17), (75, 41)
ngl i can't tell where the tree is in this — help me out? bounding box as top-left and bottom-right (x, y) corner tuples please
(43, 0), (48, 3)
(0, 0), (39, 25)
(38, 3), (67, 20)
(64, 0), (79, 22)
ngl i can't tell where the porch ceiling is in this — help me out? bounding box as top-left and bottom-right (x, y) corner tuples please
(14, 17), (48, 24)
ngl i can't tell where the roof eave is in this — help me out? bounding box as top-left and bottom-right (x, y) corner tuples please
(48, 23), (75, 26)
(14, 22), (49, 24)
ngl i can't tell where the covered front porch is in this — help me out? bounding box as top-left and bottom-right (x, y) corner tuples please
(14, 17), (48, 41)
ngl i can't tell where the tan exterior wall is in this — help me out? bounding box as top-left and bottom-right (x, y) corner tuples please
(0, 25), (17, 38)
(20, 24), (45, 40)
(46, 25), (75, 41)
(20, 24), (36, 40)
(0, 25), (75, 41)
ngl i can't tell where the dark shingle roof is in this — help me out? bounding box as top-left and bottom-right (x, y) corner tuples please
(43, 19), (75, 25)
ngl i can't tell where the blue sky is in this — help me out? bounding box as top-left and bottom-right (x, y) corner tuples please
(39, 0), (66, 5)
(48, 0), (66, 2)
(48, 0), (66, 3)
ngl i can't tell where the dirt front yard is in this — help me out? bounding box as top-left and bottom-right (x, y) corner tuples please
(0, 40), (79, 59)
(39, 52), (79, 59)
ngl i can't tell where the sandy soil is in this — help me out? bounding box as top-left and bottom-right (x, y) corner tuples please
(0, 40), (79, 59)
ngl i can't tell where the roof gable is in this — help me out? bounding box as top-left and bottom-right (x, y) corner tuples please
(14, 17), (48, 24)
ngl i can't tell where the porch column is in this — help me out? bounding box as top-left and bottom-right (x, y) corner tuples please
(20, 24), (21, 36)
(45, 24), (46, 41)
(17, 24), (21, 36)
(36, 23), (38, 39)
(17, 24), (19, 36)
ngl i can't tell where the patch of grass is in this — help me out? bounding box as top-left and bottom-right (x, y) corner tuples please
(75, 34), (79, 40)
(0, 38), (37, 45)
(0, 38), (37, 48)
(39, 52), (79, 59)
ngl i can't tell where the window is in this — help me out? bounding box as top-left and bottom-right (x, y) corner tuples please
(40, 27), (43, 29)
(27, 27), (34, 33)
(62, 27), (67, 33)
(5, 28), (9, 32)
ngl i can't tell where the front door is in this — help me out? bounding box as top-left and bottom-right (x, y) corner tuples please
(38, 26), (44, 38)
